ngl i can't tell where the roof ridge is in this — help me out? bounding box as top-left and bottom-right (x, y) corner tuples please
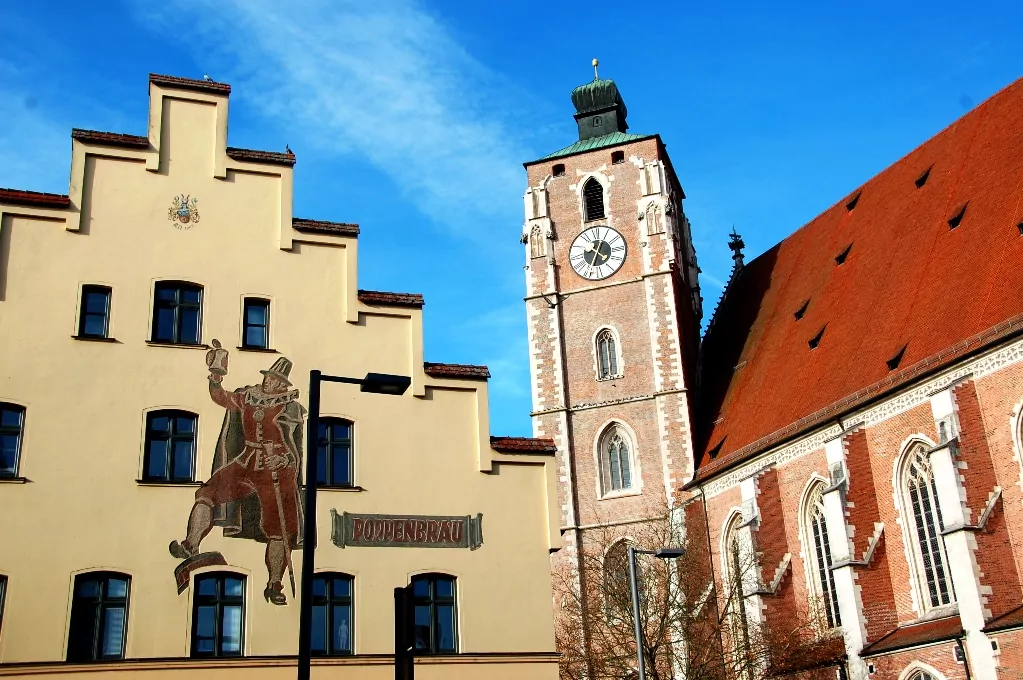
(530, 131), (656, 164)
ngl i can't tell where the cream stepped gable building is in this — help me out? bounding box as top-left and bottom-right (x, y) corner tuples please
(525, 69), (1023, 680)
(0, 73), (561, 679)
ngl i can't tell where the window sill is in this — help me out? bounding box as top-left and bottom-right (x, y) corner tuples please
(72, 335), (120, 343)
(595, 374), (624, 382)
(599, 488), (642, 501)
(311, 485), (365, 492)
(146, 342), (210, 350)
(136, 479), (202, 487)
(237, 346), (279, 353)
(0, 476), (30, 484)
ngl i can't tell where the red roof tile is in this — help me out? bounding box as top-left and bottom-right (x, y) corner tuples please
(490, 436), (557, 454)
(292, 218), (360, 236)
(149, 73), (231, 95)
(226, 147), (296, 167)
(984, 603), (1023, 633)
(860, 616), (962, 656)
(0, 188), (70, 209)
(424, 362), (491, 380)
(357, 290), (424, 308)
(72, 129), (149, 149)
(696, 76), (1023, 477)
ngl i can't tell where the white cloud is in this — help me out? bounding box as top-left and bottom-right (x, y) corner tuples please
(134, 0), (538, 238)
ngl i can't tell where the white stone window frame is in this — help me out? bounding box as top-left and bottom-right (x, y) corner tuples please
(896, 661), (946, 680)
(891, 435), (958, 618)
(1009, 396), (1023, 501)
(592, 420), (642, 500)
(719, 510), (755, 650)
(796, 475), (842, 630)
(576, 172), (611, 225)
(642, 199), (667, 237)
(592, 325), (625, 381)
(528, 223), (546, 259)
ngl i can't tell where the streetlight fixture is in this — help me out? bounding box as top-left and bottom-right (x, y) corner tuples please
(628, 545), (685, 680)
(297, 369), (410, 680)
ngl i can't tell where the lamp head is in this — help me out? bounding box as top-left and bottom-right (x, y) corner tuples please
(360, 373), (411, 395)
(654, 547), (685, 560)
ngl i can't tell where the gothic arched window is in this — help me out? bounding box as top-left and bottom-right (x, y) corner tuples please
(902, 443), (955, 610)
(596, 328), (620, 380)
(646, 204), (665, 236)
(722, 514), (751, 656)
(529, 224), (545, 259)
(603, 541), (631, 618)
(804, 483), (841, 627)
(599, 424), (634, 495)
(583, 178), (605, 222)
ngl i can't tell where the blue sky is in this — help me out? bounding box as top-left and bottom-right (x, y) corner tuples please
(3, 1), (1022, 436)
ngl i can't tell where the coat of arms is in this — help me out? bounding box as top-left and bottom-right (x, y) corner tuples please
(168, 194), (200, 229)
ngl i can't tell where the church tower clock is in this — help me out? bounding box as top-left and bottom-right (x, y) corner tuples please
(521, 65), (703, 574)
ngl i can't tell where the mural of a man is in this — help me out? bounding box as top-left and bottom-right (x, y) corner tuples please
(169, 347), (306, 605)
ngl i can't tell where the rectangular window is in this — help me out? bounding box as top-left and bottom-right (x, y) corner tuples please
(78, 286), (111, 339)
(67, 573), (130, 662)
(192, 574), (245, 657)
(316, 419), (353, 487)
(0, 404), (25, 478)
(311, 574), (353, 655)
(242, 299), (270, 349)
(152, 282), (203, 345)
(411, 574), (457, 655)
(143, 411), (196, 482)
(611, 150), (625, 164)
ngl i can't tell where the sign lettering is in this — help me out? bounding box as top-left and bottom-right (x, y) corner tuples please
(330, 510), (483, 550)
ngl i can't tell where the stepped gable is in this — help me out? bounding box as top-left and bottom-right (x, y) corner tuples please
(424, 363), (491, 380)
(0, 188), (69, 208)
(490, 437), (557, 454)
(695, 75), (1023, 481)
(357, 290), (424, 308)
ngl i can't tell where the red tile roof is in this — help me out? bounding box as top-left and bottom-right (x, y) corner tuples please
(72, 128), (148, 149)
(490, 436), (557, 454)
(226, 147), (296, 167)
(0, 188), (70, 209)
(984, 603), (1023, 633)
(860, 616), (962, 656)
(292, 218), (360, 236)
(695, 76), (1023, 479)
(424, 362), (491, 380)
(357, 290), (424, 308)
(150, 73), (231, 95)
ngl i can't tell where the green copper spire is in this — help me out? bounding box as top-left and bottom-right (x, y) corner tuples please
(570, 59), (629, 141)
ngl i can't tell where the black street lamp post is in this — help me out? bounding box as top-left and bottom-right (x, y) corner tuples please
(628, 546), (685, 680)
(297, 370), (411, 680)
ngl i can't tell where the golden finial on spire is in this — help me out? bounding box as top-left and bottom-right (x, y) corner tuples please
(592, 58), (599, 80)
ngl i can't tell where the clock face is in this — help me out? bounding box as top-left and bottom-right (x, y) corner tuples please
(569, 227), (627, 280)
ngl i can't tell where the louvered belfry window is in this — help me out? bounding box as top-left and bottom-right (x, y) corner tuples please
(905, 445), (955, 608)
(583, 178), (605, 221)
(807, 485), (841, 627)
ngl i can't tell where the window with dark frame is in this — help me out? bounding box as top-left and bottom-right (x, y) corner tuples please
(583, 178), (605, 221)
(152, 282), (203, 345)
(611, 150), (625, 164)
(0, 403), (25, 479)
(807, 486), (841, 628)
(67, 572), (130, 662)
(602, 426), (632, 493)
(78, 286), (111, 339)
(242, 298), (270, 349)
(552, 164), (565, 177)
(191, 573), (245, 658)
(0, 575), (7, 638)
(316, 418), (354, 487)
(143, 411), (197, 482)
(411, 574), (457, 655)
(596, 329), (619, 379)
(311, 573), (354, 655)
(905, 446), (955, 609)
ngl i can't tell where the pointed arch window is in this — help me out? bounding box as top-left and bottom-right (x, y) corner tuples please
(603, 541), (632, 619)
(804, 484), (841, 627)
(596, 328), (620, 380)
(599, 424), (634, 495)
(583, 178), (605, 222)
(645, 204), (665, 235)
(722, 514), (751, 656)
(529, 224), (545, 259)
(902, 444), (955, 610)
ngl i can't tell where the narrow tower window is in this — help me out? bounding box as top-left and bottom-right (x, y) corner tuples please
(902, 444), (955, 610)
(552, 164), (566, 177)
(583, 178), (605, 222)
(596, 329), (620, 380)
(805, 484), (841, 628)
(611, 150), (625, 164)
(599, 424), (634, 495)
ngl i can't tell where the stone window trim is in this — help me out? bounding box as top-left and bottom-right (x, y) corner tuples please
(240, 296), (273, 351)
(139, 407), (199, 484)
(315, 417), (355, 489)
(577, 172), (610, 225)
(190, 571), (247, 658)
(601, 539), (634, 618)
(75, 283), (114, 341)
(310, 572), (354, 656)
(892, 436), (957, 615)
(641, 199), (668, 237)
(1011, 397), (1023, 498)
(0, 402), (27, 480)
(592, 420), (642, 500)
(409, 572), (459, 655)
(798, 477), (842, 629)
(592, 326), (625, 381)
(896, 661), (946, 680)
(66, 571), (131, 662)
(150, 279), (205, 346)
(528, 224), (546, 259)
(720, 510), (754, 649)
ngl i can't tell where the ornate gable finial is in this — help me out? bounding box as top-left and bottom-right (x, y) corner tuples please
(592, 58), (599, 80)
(728, 227), (745, 270)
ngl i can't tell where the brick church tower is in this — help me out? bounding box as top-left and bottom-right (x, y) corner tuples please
(521, 66), (702, 571)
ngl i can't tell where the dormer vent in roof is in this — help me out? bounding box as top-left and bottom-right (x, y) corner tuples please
(808, 326), (826, 350)
(886, 344), (908, 371)
(571, 59), (629, 142)
(728, 228), (745, 270)
(948, 203), (968, 230)
(1017, 222), (1023, 236)
(915, 166), (932, 188)
(835, 243), (852, 265)
(845, 191), (861, 211)
(794, 299), (809, 320)
(707, 438), (725, 460)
